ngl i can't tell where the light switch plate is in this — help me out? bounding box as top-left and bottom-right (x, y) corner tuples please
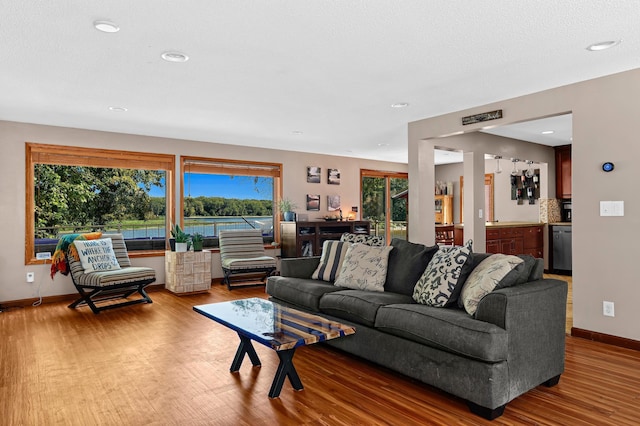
(600, 201), (624, 216)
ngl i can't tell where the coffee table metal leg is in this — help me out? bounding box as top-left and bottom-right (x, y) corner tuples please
(230, 334), (261, 372)
(268, 348), (303, 398)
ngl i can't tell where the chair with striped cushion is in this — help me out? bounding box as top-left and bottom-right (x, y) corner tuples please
(67, 234), (155, 314)
(219, 229), (277, 290)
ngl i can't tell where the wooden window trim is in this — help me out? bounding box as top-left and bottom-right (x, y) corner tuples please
(459, 173), (495, 222)
(360, 169), (409, 243)
(26, 143), (175, 265)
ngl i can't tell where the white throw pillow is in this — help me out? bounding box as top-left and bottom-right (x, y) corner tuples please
(460, 254), (524, 315)
(333, 243), (393, 292)
(74, 238), (121, 274)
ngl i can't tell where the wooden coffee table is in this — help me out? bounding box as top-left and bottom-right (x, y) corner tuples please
(193, 298), (356, 398)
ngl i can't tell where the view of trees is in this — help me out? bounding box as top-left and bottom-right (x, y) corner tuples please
(361, 176), (408, 222)
(183, 196), (272, 217)
(34, 164), (165, 236)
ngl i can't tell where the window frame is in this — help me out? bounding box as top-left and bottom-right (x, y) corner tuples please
(26, 142), (175, 265)
(180, 156), (283, 247)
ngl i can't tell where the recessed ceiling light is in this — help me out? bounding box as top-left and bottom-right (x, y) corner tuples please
(586, 40), (621, 51)
(292, 131), (303, 135)
(161, 51), (189, 63)
(377, 143), (390, 147)
(390, 103), (409, 108)
(541, 130), (555, 135)
(94, 20), (120, 33)
(108, 106), (127, 112)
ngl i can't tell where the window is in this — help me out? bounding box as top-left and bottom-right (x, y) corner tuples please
(181, 157), (282, 248)
(360, 169), (408, 243)
(26, 143), (175, 264)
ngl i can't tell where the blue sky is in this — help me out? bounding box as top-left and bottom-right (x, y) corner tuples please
(149, 174), (273, 200)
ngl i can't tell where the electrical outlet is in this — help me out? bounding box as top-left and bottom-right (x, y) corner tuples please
(603, 301), (615, 317)
(36, 252), (52, 260)
(26, 272), (35, 283)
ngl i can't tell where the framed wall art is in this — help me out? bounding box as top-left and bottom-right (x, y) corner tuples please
(307, 166), (321, 183)
(327, 195), (341, 211)
(328, 168), (340, 185)
(306, 194), (320, 211)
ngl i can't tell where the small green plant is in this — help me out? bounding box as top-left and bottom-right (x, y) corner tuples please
(277, 198), (297, 213)
(191, 232), (203, 243)
(170, 223), (190, 243)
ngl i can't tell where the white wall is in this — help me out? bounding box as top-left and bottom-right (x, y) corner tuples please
(409, 67), (640, 342)
(0, 120), (405, 303)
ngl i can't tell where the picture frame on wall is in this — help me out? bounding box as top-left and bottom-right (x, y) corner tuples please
(307, 166), (321, 183)
(306, 194), (320, 211)
(327, 195), (341, 211)
(328, 168), (340, 185)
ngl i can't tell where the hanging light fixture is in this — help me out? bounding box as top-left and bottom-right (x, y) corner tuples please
(494, 155), (503, 174)
(525, 161), (535, 178)
(510, 159), (520, 176)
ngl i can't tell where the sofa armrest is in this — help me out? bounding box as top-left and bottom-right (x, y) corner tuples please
(475, 278), (568, 394)
(280, 257), (321, 279)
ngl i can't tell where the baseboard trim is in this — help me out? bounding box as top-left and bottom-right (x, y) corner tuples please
(571, 327), (640, 351)
(0, 283), (166, 310)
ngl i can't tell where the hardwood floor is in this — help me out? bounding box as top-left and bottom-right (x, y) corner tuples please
(2, 280), (639, 425)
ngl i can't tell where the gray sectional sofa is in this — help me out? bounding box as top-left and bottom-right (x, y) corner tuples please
(266, 238), (568, 420)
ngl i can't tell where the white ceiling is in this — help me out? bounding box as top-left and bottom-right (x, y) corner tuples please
(1, 1), (638, 164)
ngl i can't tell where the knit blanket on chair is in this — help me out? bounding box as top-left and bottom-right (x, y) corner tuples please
(50, 232), (103, 279)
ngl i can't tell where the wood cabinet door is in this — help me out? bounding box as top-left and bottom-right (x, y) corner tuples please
(523, 226), (543, 249)
(555, 145), (572, 199)
(486, 239), (500, 254)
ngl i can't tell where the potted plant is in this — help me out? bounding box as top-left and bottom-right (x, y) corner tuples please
(191, 232), (204, 252)
(278, 198), (298, 222)
(171, 223), (190, 252)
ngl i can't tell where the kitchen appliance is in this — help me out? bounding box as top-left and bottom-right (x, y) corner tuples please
(561, 201), (572, 222)
(552, 226), (572, 272)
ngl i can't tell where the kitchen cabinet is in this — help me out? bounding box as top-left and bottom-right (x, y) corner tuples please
(555, 145), (572, 199)
(486, 225), (543, 257)
(435, 195), (453, 224)
(281, 221), (371, 258)
(455, 224), (544, 258)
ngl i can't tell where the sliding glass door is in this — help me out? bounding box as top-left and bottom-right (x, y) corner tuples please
(361, 170), (408, 243)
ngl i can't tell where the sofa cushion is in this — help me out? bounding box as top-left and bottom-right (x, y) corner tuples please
(460, 254), (524, 315)
(265, 276), (344, 312)
(334, 244), (393, 292)
(375, 304), (508, 362)
(311, 240), (350, 282)
(319, 290), (414, 327)
(412, 240), (472, 307)
(340, 232), (385, 246)
(385, 239), (439, 296)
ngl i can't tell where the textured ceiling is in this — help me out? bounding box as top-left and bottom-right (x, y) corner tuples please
(1, 1), (639, 163)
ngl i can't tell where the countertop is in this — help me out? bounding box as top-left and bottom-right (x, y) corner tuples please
(549, 222), (572, 226)
(453, 221), (544, 229)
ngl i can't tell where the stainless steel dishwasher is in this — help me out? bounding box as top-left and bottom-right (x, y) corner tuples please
(552, 226), (572, 271)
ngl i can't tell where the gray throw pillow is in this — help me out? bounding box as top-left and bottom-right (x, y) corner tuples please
(385, 238), (439, 296)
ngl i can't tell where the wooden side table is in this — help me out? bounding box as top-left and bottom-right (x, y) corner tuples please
(165, 250), (212, 295)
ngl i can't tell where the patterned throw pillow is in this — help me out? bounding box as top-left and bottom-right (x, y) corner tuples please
(73, 238), (121, 274)
(460, 254), (524, 315)
(340, 232), (385, 247)
(334, 243), (393, 292)
(412, 240), (472, 307)
(312, 241), (350, 282)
